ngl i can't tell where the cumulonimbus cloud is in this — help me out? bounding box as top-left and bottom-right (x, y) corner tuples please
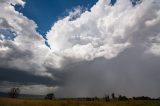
(47, 0), (160, 68)
(0, 0), (160, 97)
(0, 0), (160, 78)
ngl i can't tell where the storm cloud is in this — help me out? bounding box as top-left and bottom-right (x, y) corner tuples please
(0, 0), (160, 98)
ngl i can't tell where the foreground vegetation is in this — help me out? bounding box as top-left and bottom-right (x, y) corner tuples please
(0, 97), (160, 106)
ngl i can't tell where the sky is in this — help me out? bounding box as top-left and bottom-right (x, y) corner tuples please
(15, 0), (99, 36)
(0, 0), (160, 98)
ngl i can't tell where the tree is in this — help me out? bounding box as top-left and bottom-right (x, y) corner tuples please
(111, 93), (115, 99)
(8, 88), (20, 98)
(104, 94), (110, 101)
(45, 93), (55, 100)
(118, 95), (128, 101)
(132, 96), (151, 100)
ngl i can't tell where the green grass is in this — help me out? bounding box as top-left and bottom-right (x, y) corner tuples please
(0, 97), (160, 106)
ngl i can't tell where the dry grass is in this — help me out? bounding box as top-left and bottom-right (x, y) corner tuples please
(0, 97), (160, 106)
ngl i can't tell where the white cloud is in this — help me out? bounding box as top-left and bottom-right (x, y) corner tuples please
(0, 0), (52, 77)
(20, 84), (59, 95)
(0, 0), (160, 97)
(146, 33), (160, 56)
(47, 0), (160, 68)
(0, 0), (160, 78)
(0, 81), (59, 95)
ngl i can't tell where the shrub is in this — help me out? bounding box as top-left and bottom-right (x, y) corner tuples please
(8, 88), (20, 98)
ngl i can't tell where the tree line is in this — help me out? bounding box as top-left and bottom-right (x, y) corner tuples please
(8, 88), (160, 101)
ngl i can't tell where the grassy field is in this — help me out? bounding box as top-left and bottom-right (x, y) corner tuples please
(0, 97), (160, 106)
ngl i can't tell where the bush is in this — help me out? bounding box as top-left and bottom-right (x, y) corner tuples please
(118, 95), (128, 101)
(45, 93), (55, 100)
(8, 88), (20, 98)
(133, 96), (151, 100)
(104, 95), (110, 101)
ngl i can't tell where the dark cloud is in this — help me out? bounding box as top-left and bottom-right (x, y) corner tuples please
(55, 46), (160, 98)
(0, 68), (63, 86)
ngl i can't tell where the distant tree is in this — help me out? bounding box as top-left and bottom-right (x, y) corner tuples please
(86, 98), (93, 101)
(132, 96), (151, 100)
(111, 93), (115, 99)
(45, 93), (55, 100)
(93, 96), (99, 101)
(104, 94), (110, 101)
(156, 97), (160, 100)
(8, 88), (20, 98)
(118, 95), (128, 101)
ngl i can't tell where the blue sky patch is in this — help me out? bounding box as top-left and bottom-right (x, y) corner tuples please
(0, 29), (17, 41)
